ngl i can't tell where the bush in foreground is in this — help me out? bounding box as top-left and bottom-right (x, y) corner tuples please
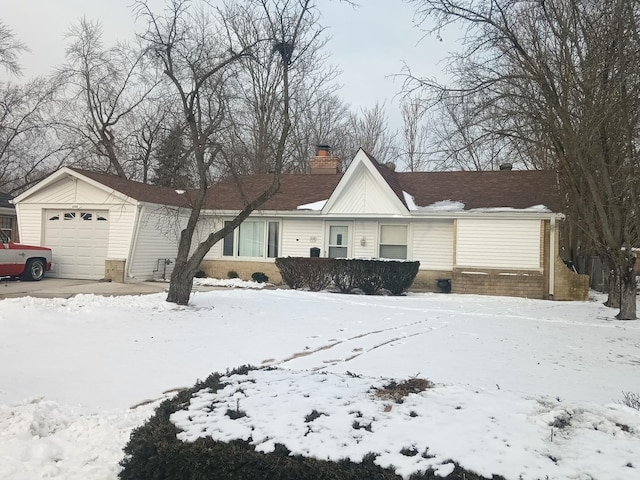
(119, 367), (505, 480)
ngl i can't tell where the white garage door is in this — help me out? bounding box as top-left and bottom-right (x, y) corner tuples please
(44, 210), (109, 279)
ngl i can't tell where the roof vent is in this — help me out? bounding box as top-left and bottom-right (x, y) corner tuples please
(499, 163), (513, 171)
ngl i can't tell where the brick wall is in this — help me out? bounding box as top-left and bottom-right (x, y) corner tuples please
(412, 270), (455, 293)
(309, 156), (341, 174)
(105, 259), (126, 283)
(451, 268), (545, 299)
(552, 254), (589, 301)
(199, 260), (282, 284)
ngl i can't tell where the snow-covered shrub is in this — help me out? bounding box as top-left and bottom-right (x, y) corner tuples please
(119, 366), (501, 480)
(621, 391), (640, 410)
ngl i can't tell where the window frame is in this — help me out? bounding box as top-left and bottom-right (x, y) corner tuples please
(378, 224), (409, 260)
(222, 218), (281, 259)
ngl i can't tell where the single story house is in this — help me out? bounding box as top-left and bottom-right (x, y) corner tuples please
(13, 147), (588, 300)
(0, 191), (18, 242)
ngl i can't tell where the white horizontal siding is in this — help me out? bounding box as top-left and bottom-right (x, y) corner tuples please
(281, 219), (324, 257)
(129, 206), (185, 280)
(105, 204), (137, 258)
(353, 221), (377, 258)
(198, 216), (223, 259)
(22, 176), (126, 205)
(412, 220), (454, 270)
(456, 219), (541, 269)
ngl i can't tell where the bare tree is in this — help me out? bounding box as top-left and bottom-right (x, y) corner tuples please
(398, 96), (429, 172)
(136, 0), (320, 305)
(407, 0), (640, 319)
(345, 102), (397, 165)
(0, 24), (71, 194)
(0, 21), (27, 77)
(0, 77), (72, 194)
(60, 18), (159, 178)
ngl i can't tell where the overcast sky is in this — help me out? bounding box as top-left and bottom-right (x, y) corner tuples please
(2, 1), (457, 127)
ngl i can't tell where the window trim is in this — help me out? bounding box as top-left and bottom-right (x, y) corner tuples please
(222, 218), (281, 259)
(378, 224), (409, 260)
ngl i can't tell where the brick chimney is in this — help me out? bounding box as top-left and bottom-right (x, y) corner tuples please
(309, 144), (341, 174)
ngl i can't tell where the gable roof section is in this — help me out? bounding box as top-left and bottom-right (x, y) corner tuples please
(399, 170), (560, 212)
(322, 149), (409, 215)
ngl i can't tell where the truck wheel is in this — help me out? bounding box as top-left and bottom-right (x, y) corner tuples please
(22, 259), (46, 281)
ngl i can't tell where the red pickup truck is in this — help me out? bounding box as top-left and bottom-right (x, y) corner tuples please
(0, 230), (52, 281)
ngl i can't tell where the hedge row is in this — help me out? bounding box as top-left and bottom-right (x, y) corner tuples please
(275, 257), (420, 295)
(119, 366), (505, 480)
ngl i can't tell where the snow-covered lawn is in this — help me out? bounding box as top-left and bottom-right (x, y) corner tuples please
(1, 287), (639, 479)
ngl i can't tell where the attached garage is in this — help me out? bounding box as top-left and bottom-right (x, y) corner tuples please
(13, 167), (192, 283)
(44, 209), (109, 279)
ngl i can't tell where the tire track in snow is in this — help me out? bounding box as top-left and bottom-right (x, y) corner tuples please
(269, 319), (446, 371)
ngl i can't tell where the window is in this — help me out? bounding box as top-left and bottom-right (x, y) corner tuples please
(379, 225), (408, 259)
(64, 212), (76, 221)
(80, 212), (93, 221)
(238, 221), (265, 257)
(222, 221), (234, 256)
(223, 219), (280, 258)
(328, 225), (348, 258)
(267, 222), (279, 258)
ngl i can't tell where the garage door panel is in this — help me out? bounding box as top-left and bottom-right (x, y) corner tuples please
(44, 210), (109, 280)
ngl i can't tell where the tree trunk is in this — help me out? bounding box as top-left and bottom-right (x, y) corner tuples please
(605, 268), (621, 308)
(616, 256), (637, 320)
(166, 263), (196, 305)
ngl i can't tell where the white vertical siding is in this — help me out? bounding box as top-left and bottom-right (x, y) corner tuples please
(327, 166), (403, 215)
(412, 220), (454, 270)
(456, 218), (541, 269)
(281, 219), (324, 257)
(15, 204), (44, 245)
(353, 221), (378, 258)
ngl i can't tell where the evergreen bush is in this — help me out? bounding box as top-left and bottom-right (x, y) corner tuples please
(275, 257), (334, 291)
(276, 257), (420, 295)
(251, 271), (269, 283)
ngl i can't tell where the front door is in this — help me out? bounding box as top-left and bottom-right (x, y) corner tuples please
(327, 224), (351, 258)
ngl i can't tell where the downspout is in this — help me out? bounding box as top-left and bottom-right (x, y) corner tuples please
(548, 216), (556, 299)
(126, 203), (145, 281)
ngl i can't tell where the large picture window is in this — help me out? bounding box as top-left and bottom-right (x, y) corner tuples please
(379, 225), (408, 259)
(223, 219), (280, 258)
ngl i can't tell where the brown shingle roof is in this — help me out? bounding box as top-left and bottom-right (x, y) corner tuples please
(69, 165), (560, 213)
(71, 168), (194, 207)
(204, 174), (341, 210)
(398, 170), (560, 212)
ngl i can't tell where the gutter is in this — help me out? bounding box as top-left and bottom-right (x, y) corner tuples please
(548, 216), (557, 299)
(126, 203), (145, 281)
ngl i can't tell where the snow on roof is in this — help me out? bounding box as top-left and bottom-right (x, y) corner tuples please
(403, 191), (551, 213)
(297, 199), (327, 211)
